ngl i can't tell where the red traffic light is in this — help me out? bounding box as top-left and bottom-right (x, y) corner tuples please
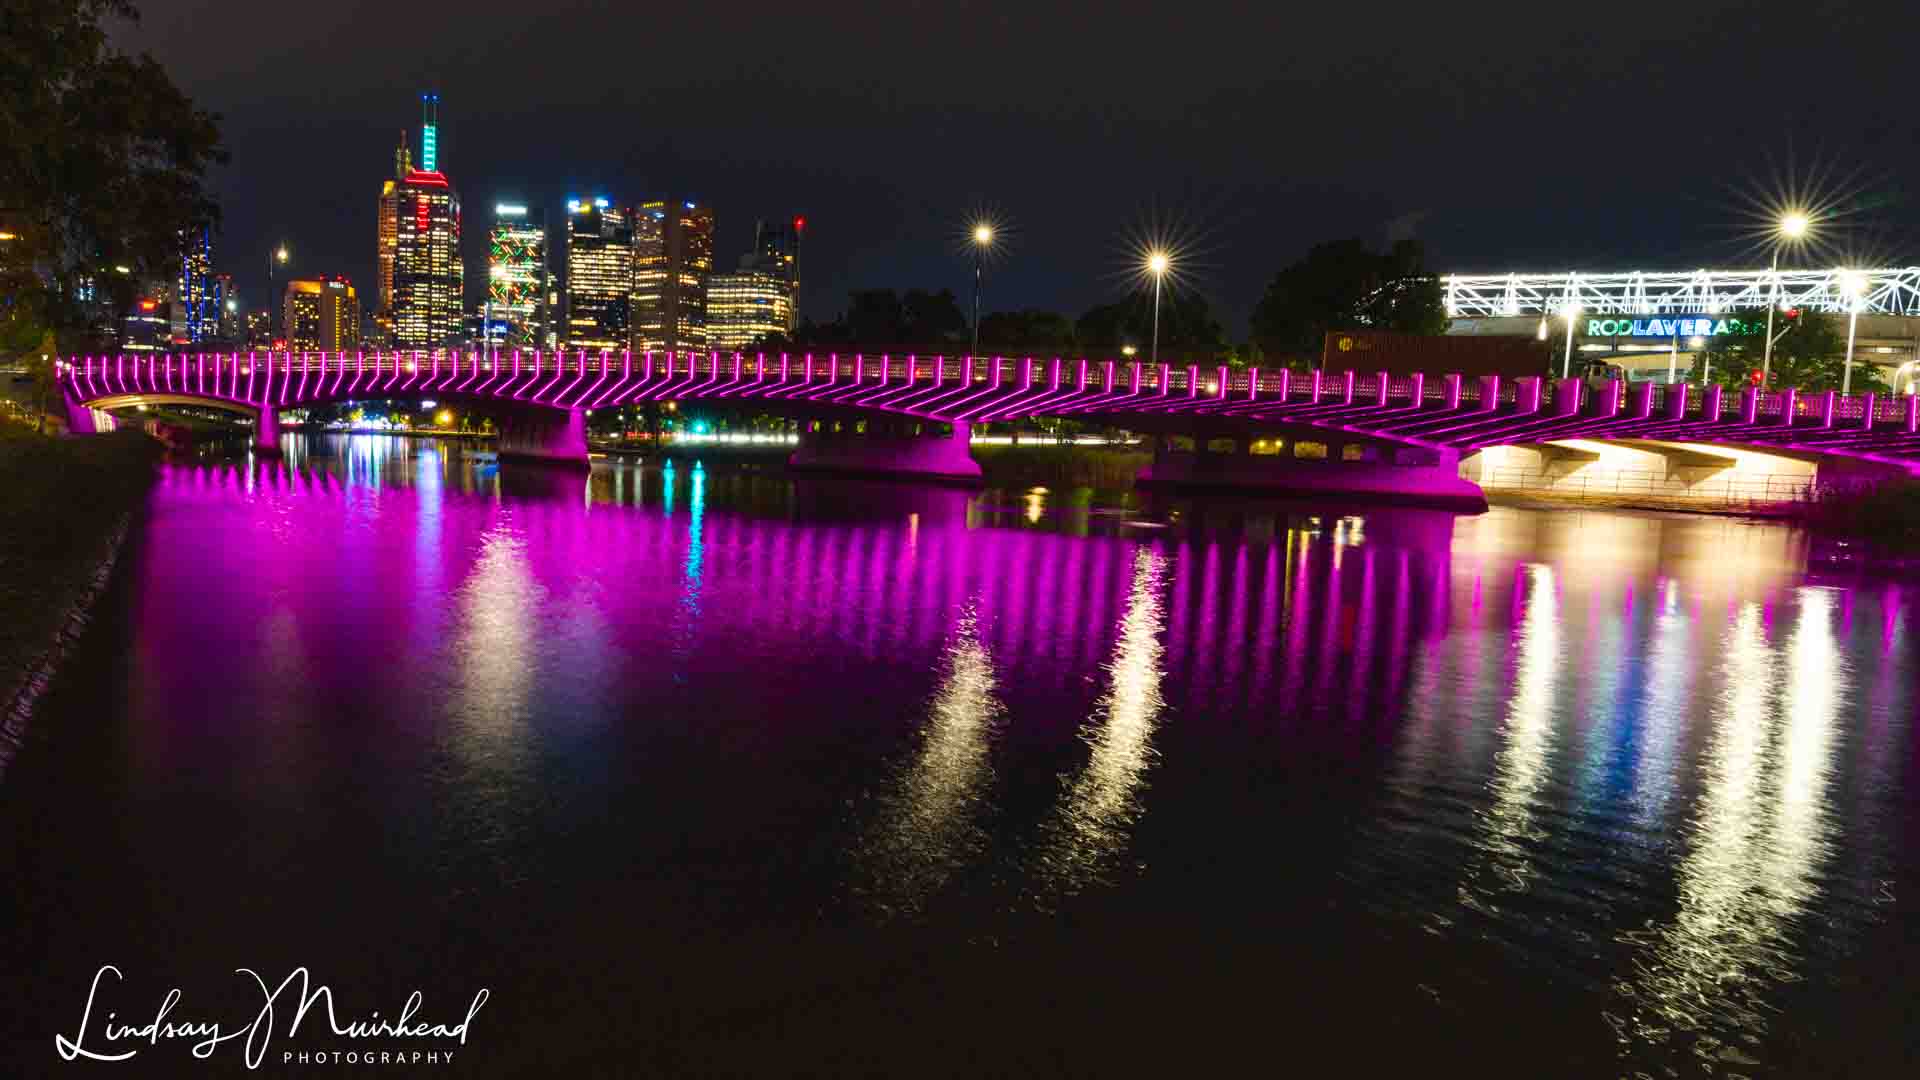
(1750, 370), (1764, 386)
(1784, 308), (1800, 319)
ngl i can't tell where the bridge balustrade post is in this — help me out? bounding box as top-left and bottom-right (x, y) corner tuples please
(1246, 366), (1262, 400)
(1817, 391), (1836, 427)
(1126, 362), (1140, 394)
(1779, 388), (1798, 426)
(1186, 364), (1200, 398)
(1598, 379), (1622, 417)
(1664, 382), (1688, 419)
(1553, 377), (1580, 415)
(1157, 362), (1171, 396)
(1048, 358), (1062, 391)
(1703, 384), (1724, 423)
(1516, 376), (1542, 414)
(1099, 360), (1114, 394)
(1341, 369), (1356, 405)
(1073, 359), (1088, 393)
(1311, 369), (1325, 403)
(1631, 381), (1655, 419)
(1739, 386), (1759, 424)
(1217, 365), (1231, 400)
(1478, 375), (1500, 412)
(1406, 372), (1423, 408)
(1860, 392), (1876, 430)
(1374, 369), (1390, 407)
(1445, 374), (1465, 410)
(1908, 394), (1920, 433)
(1021, 357), (1035, 391)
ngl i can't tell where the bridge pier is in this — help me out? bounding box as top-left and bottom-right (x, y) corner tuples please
(497, 406), (590, 468)
(60, 385), (101, 435)
(254, 406), (282, 456)
(787, 419), (981, 483)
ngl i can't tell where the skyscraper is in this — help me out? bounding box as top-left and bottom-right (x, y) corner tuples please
(374, 131), (410, 344)
(283, 277), (360, 352)
(706, 269), (793, 350)
(214, 273), (240, 341)
(487, 203), (548, 348)
(564, 199), (633, 352)
(632, 199), (713, 353)
(748, 216), (803, 331)
(177, 225), (218, 344)
(389, 95), (463, 349)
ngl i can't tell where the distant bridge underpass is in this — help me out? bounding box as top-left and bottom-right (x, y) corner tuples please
(61, 351), (1920, 509)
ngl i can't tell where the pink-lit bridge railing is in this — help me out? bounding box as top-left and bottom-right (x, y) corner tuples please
(58, 351), (1920, 467)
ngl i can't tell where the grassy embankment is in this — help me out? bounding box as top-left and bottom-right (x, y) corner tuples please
(0, 424), (159, 686)
(970, 444), (1150, 491)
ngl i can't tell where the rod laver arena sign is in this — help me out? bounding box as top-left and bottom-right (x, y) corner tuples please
(1586, 317), (1754, 338)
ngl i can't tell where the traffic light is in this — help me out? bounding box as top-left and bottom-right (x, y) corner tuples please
(1750, 369), (1764, 387)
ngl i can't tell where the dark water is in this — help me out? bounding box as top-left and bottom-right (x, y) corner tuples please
(3, 433), (1916, 1076)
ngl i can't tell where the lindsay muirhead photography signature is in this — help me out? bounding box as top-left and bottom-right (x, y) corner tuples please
(55, 965), (489, 1069)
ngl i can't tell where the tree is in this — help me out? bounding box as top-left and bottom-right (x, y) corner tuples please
(0, 0), (226, 357)
(1076, 291), (1224, 351)
(789, 289), (969, 346)
(977, 309), (1075, 349)
(1249, 237), (1446, 360)
(1692, 307), (1885, 393)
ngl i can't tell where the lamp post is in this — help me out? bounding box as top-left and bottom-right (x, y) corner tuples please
(1560, 304), (1580, 379)
(268, 243), (289, 340)
(1146, 251), (1170, 367)
(969, 224), (992, 361)
(1763, 212), (1809, 389)
(1841, 269), (1867, 395)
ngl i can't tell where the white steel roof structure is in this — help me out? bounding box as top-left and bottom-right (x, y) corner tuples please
(1442, 268), (1920, 318)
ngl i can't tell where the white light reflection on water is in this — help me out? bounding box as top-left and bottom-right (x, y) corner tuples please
(1028, 546), (1169, 903)
(856, 605), (1002, 916)
(449, 520), (543, 761)
(1459, 563), (1561, 910)
(1612, 590), (1842, 1070)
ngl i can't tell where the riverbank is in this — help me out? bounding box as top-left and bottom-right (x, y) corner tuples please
(1804, 478), (1920, 552)
(0, 427), (158, 766)
(971, 444), (1148, 490)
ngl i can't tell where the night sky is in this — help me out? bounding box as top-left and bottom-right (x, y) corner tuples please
(124, 0), (1918, 336)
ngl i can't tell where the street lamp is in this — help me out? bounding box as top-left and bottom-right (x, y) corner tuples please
(1763, 212), (1811, 388)
(268, 243), (290, 339)
(1560, 304), (1581, 379)
(1840, 269), (1867, 395)
(1146, 250), (1170, 367)
(969, 223), (993, 361)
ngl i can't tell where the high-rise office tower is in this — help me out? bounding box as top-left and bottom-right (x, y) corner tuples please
(487, 203), (548, 348)
(213, 273), (239, 341)
(177, 226), (218, 344)
(564, 199), (633, 352)
(389, 94), (463, 348)
(282, 276), (361, 352)
(632, 199), (713, 353)
(375, 131), (410, 344)
(706, 269), (794, 350)
(747, 216), (803, 331)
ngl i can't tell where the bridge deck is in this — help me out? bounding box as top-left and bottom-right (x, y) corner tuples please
(60, 351), (1920, 469)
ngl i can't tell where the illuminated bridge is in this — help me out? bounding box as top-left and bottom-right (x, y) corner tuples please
(61, 350), (1920, 509)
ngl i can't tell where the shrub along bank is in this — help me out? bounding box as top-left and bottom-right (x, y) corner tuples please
(0, 426), (159, 693)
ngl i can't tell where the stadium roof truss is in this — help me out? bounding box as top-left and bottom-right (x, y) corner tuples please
(1442, 268), (1920, 318)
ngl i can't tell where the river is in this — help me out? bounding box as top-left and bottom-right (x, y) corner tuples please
(1, 432), (1913, 1076)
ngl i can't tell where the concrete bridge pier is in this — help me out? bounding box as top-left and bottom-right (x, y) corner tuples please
(787, 418), (982, 483)
(60, 385), (101, 435)
(254, 406), (283, 456)
(497, 406), (590, 468)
